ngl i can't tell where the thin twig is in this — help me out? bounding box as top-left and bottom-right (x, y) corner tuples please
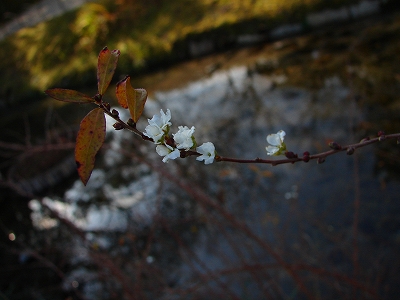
(216, 133), (400, 165)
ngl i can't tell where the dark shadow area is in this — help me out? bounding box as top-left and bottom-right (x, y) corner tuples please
(0, 0), (42, 25)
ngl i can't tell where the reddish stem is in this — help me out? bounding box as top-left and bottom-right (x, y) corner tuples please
(216, 133), (400, 165)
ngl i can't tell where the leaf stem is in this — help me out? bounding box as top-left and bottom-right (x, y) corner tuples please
(98, 102), (151, 141)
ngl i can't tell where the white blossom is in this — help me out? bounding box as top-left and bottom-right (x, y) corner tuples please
(173, 126), (195, 150)
(144, 109), (172, 143)
(266, 130), (286, 156)
(156, 144), (180, 163)
(196, 142), (215, 164)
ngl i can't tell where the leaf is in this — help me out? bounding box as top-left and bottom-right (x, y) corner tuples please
(131, 88), (148, 122)
(75, 107), (106, 185)
(115, 76), (148, 122)
(45, 88), (94, 103)
(97, 46), (120, 95)
(115, 75), (129, 109)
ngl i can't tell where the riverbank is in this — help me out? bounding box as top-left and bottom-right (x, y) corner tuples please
(0, 0), (398, 107)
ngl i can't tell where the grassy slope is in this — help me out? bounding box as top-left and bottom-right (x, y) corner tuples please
(0, 0), (373, 104)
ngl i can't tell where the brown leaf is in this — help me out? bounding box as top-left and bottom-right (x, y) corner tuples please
(45, 88), (94, 103)
(115, 75), (130, 109)
(131, 88), (148, 122)
(115, 76), (148, 122)
(75, 107), (106, 185)
(97, 46), (120, 95)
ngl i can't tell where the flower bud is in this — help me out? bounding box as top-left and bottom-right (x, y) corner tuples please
(285, 151), (297, 159)
(113, 122), (124, 130)
(329, 142), (342, 150)
(93, 93), (102, 102)
(127, 118), (136, 127)
(346, 147), (355, 155)
(317, 157), (326, 164)
(103, 102), (111, 111)
(111, 109), (119, 117)
(303, 151), (310, 162)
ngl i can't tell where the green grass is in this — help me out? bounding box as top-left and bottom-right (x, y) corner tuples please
(0, 0), (367, 105)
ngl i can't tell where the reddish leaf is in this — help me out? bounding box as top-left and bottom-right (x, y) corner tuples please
(97, 46), (120, 95)
(75, 107), (106, 185)
(45, 88), (94, 103)
(115, 76), (148, 122)
(115, 75), (129, 109)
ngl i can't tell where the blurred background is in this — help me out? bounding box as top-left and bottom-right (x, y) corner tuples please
(1, 0), (400, 299)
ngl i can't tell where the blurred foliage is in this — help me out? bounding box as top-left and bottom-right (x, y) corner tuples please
(72, 3), (114, 52)
(0, 0), (366, 106)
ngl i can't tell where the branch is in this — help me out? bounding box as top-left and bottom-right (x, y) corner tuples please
(216, 133), (400, 165)
(97, 101), (152, 141)
(103, 99), (400, 166)
(97, 95), (400, 166)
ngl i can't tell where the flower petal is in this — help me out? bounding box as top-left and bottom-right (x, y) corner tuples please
(156, 145), (180, 163)
(277, 130), (286, 140)
(267, 133), (281, 146)
(266, 145), (279, 156)
(165, 149), (180, 162)
(156, 145), (170, 156)
(160, 109), (172, 126)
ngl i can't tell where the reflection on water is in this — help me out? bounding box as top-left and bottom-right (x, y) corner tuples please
(27, 64), (400, 298)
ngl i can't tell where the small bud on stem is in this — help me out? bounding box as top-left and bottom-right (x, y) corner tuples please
(113, 122), (124, 130)
(285, 151), (298, 159)
(127, 118), (136, 128)
(329, 142), (342, 150)
(111, 109), (119, 117)
(303, 151), (310, 162)
(103, 102), (111, 111)
(93, 93), (102, 103)
(346, 147), (355, 155)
